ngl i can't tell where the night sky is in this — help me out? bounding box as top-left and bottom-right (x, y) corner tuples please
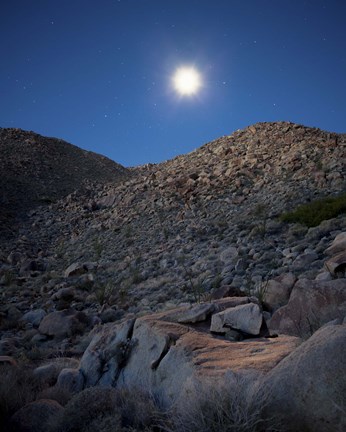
(1, 1), (345, 167)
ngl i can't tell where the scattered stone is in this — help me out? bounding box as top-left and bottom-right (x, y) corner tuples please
(64, 262), (88, 278)
(38, 309), (89, 339)
(292, 251), (319, 270)
(325, 231), (346, 255)
(7, 251), (23, 265)
(176, 303), (215, 324)
(210, 285), (245, 300)
(210, 303), (263, 335)
(263, 279), (293, 312)
(34, 358), (79, 386)
(325, 250), (346, 277)
(19, 259), (47, 275)
(99, 308), (124, 323)
(0, 355), (17, 366)
(21, 309), (46, 328)
(315, 271), (333, 281)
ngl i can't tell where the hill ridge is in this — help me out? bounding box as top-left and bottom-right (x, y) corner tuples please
(0, 127), (130, 233)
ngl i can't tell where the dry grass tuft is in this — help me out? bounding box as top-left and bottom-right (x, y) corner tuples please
(169, 372), (283, 432)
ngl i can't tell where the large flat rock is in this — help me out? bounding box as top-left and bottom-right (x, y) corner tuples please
(80, 305), (300, 407)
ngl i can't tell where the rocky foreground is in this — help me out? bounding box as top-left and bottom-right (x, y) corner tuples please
(0, 121), (346, 431)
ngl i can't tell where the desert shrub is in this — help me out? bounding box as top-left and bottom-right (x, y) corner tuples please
(51, 386), (160, 432)
(50, 387), (119, 432)
(95, 282), (114, 305)
(280, 193), (346, 227)
(92, 237), (104, 261)
(37, 385), (73, 406)
(0, 365), (41, 430)
(170, 372), (282, 432)
(3, 269), (15, 286)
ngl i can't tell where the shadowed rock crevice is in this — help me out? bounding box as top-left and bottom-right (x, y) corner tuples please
(150, 333), (179, 370)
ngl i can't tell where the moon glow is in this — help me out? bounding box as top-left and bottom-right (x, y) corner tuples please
(172, 67), (202, 96)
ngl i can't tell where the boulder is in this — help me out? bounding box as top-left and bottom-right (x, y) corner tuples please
(38, 309), (89, 339)
(292, 251), (319, 270)
(263, 279), (293, 312)
(275, 272), (297, 290)
(0, 355), (17, 366)
(57, 368), (84, 393)
(51, 287), (76, 301)
(325, 232), (346, 255)
(7, 251), (23, 265)
(175, 303), (215, 324)
(21, 309), (46, 328)
(34, 358), (80, 386)
(159, 297), (250, 324)
(264, 323), (346, 432)
(325, 251), (346, 277)
(210, 303), (263, 335)
(99, 307), (124, 323)
(64, 262), (88, 278)
(210, 285), (245, 299)
(51, 287), (77, 310)
(0, 337), (20, 356)
(220, 246), (238, 262)
(19, 259), (47, 275)
(79, 319), (136, 387)
(315, 271), (333, 281)
(269, 279), (346, 337)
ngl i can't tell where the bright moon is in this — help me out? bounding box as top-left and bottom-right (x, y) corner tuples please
(172, 67), (202, 96)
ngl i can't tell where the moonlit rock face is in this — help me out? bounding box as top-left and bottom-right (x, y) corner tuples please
(172, 67), (202, 95)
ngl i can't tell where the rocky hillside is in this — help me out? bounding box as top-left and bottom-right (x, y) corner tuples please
(0, 121), (345, 432)
(1, 120), (345, 309)
(0, 128), (130, 235)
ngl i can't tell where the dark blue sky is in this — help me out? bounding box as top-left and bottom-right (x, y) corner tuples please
(1, 1), (345, 166)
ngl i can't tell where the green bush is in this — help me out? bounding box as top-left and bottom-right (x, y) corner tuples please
(280, 193), (346, 227)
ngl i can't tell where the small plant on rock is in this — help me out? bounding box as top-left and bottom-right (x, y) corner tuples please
(3, 270), (15, 286)
(95, 282), (113, 306)
(92, 238), (103, 261)
(244, 274), (270, 308)
(178, 255), (206, 303)
(254, 279), (269, 307)
(252, 203), (270, 238)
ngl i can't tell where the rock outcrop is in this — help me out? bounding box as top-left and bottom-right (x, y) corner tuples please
(79, 300), (300, 406)
(264, 322), (346, 432)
